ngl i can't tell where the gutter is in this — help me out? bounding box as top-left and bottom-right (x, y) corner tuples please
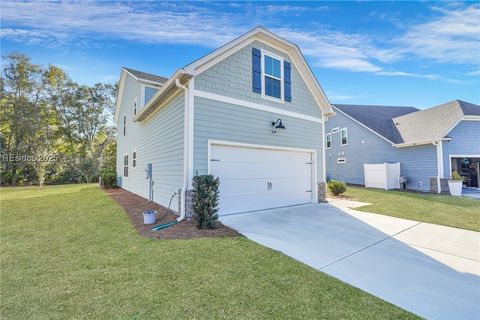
(393, 137), (451, 148)
(135, 69), (192, 122)
(175, 79), (189, 222)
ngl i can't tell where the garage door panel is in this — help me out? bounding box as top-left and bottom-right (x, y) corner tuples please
(211, 145), (310, 164)
(210, 162), (311, 179)
(210, 144), (314, 215)
(220, 190), (311, 214)
(219, 177), (312, 196)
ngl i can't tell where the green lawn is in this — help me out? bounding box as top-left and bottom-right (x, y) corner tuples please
(342, 186), (480, 232)
(0, 184), (417, 319)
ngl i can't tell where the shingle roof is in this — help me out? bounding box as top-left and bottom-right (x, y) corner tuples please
(393, 100), (480, 145)
(333, 104), (419, 144)
(123, 67), (168, 84)
(458, 100), (480, 116)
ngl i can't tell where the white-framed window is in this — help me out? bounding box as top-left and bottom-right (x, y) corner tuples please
(341, 128), (348, 146)
(123, 114), (126, 136)
(123, 154), (129, 177)
(326, 133), (332, 149)
(141, 83), (159, 106)
(331, 127), (339, 133)
(261, 50), (284, 101)
(132, 151), (136, 168)
(133, 97), (137, 115)
(337, 157), (346, 164)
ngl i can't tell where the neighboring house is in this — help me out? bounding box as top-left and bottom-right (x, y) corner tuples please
(326, 100), (480, 192)
(114, 27), (335, 219)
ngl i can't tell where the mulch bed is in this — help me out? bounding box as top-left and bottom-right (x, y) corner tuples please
(104, 188), (240, 240)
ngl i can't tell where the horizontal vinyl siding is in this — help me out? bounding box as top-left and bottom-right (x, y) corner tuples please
(193, 96), (324, 182)
(326, 110), (437, 191)
(442, 120), (480, 178)
(116, 73), (184, 211)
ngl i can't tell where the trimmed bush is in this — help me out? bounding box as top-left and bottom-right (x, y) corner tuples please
(100, 169), (117, 188)
(192, 175), (220, 229)
(328, 180), (347, 196)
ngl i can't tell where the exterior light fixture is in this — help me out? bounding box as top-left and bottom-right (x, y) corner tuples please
(272, 119), (286, 133)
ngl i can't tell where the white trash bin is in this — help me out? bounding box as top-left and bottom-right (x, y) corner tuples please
(143, 210), (157, 224)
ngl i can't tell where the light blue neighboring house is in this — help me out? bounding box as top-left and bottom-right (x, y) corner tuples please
(326, 100), (480, 193)
(114, 27), (335, 219)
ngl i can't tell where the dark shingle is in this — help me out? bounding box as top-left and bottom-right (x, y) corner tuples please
(458, 100), (480, 116)
(333, 104), (419, 144)
(123, 67), (168, 84)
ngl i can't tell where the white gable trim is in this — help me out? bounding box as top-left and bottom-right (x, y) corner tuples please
(114, 69), (127, 123)
(184, 27), (334, 118)
(123, 68), (165, 86)
(333, 106), (395, 145)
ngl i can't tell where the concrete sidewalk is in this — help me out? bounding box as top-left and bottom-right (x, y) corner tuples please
(220, 203), (480, 319)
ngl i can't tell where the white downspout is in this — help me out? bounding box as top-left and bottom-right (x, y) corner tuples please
(176, 79), (189, 222)
(434, 140), (444, 194)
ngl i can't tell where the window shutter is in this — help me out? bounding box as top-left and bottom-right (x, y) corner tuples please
(252, 48), (261, 93)
(284, 61), (292, 102)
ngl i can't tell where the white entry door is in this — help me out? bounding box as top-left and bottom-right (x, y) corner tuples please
(210, 144), (314, 215)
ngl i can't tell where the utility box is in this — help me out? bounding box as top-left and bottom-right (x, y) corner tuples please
(364, 162), (401, 190)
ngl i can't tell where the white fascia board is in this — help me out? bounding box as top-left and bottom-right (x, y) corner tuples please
(393, 140), (438, 148)
(134, 69), (192, 122)
(463, 115), (480, 121)
(193, 90), (323, 124)
(123, 68), (165, 86)
(114, 69), (127, 123)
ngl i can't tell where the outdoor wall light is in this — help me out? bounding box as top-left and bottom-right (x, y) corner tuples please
(272, 119), (286, 133)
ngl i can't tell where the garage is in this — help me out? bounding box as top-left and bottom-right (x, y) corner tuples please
(209, 142), (316, 215)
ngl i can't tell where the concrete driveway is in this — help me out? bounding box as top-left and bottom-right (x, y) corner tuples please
(220, 203), (480, 320)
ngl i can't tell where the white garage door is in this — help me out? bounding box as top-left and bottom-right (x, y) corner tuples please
(210, 144), (314, 215)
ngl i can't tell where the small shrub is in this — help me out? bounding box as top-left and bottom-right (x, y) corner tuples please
(192, 175), (220, 229)
(101, 169), (117, 188)
(451, 170), (463, 181)
(328, 180), (347, 196)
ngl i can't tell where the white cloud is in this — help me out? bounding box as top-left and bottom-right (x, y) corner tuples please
(0, 1), (242, 47)
(1, 1), (476, 81)
(327, 93), (365, 102)
(397, 5), (480, 64)
(376, 71), (440, 80)
(467, 69), (480, 76)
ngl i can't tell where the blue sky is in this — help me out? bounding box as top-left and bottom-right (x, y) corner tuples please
(1, 1), (479, 109)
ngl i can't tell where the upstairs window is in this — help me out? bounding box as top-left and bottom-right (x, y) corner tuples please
(144, 86), (159, 105)
(263, 53), (283, 100)
(133, 98), (137, 115)
(123, 115), (126, 136)
(341, 128), (348, 146)
(252, 48), (291, 102)
(132, 152), (136, 167)
(326, 133), (332, 149)
(123, 154), (128, 177)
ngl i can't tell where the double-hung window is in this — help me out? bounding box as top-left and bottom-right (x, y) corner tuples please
(123, 154), (128, 177)
(262, 52), (283, 100)
(123, 115), (126, 136)
(341, 128), (348, 146)
(132, 152), (136, 168)
(326, 133), (332, 149)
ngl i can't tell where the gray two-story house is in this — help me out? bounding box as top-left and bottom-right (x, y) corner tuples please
(114, 27), (335, 219)
(326, 100), (480, 193)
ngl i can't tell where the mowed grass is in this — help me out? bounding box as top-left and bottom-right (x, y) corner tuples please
(343, 186), (480, 232)
(0, 184), (418, 320)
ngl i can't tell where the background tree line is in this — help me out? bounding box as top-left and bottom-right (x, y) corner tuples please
(0, 53), (117, 186)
